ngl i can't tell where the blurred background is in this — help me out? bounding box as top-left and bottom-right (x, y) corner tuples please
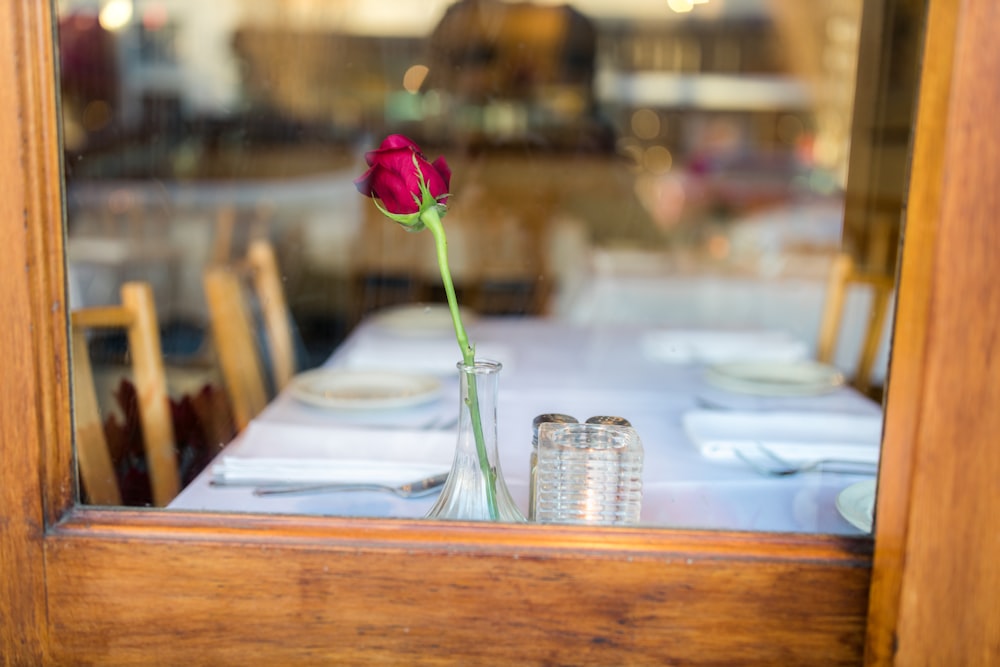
(57, 0), (921, 501)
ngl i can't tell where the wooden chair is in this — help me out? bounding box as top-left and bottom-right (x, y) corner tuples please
(817, 252), (895, 392)
(247, 239), (296, 391)
(203, 239), (296, 431)
(210, 205), (237, 265)
(70, 282), (180, 507)
(351, 204), (430, 322)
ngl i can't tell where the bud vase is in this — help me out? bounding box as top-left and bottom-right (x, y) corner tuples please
(425, 360), (524, 522)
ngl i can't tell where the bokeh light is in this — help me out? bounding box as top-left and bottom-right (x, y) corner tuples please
(402, 65), (429, 94)
(98, 0), (133, 31)
(631, 108), (661, 140)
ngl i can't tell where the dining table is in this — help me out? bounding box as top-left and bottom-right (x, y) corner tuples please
(550, 246), (895, 386)
(169, 306), (882, 535)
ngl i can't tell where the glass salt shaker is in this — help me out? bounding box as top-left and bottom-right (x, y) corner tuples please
(534, 421), (644, 526)
(530, 413), (578, 521)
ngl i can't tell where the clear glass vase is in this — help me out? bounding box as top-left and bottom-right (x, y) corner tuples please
(425, 360), (525, 522)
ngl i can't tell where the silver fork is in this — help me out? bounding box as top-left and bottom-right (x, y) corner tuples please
(734, 444), (878, 477)
(252, 472), (450, 497)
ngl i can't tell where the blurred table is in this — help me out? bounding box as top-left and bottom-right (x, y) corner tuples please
(551, 247), (894, 385)
(170, 314), (881, 535)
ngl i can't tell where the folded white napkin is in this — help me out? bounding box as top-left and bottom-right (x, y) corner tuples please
(681, 410), (882, 464)
(641, 330), (809, 365)
(211, 421), (453, 486)
(340, 337), (513, 376)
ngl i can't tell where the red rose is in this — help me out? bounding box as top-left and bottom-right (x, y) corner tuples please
(354, 134), (451, 215)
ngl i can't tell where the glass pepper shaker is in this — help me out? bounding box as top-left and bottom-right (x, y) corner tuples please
(585, 415), (632, 427)
(530, 413), (578, 521)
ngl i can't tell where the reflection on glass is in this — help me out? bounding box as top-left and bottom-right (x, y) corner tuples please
(58, 0), (906, 536)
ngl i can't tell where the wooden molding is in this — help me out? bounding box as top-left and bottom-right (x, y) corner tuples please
(0, 1), (62, 663)
(867, 0), (1000, 663)
(5, 0), (1000, 664)
(44, 510), (872, 665)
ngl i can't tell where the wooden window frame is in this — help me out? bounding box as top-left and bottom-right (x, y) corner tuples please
(2, 1), (997, 663)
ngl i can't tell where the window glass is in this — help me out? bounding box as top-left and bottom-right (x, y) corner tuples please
(58, 0), (917, 535)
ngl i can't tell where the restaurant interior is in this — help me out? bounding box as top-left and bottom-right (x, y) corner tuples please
(58, 0), (914, 528)
(13, 0), (1000, 661)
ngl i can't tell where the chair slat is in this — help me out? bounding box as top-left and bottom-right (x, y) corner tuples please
(817, 252), (894, 392)
(71, 306), (133, 329)
(203, 266), (269, 432)
(247, 240), (296, 391)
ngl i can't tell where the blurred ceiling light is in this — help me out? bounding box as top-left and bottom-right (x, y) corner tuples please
(341, 2), (451, 37)
(98, 0), (132, 31)
(403, 65), (430, 94)
(667, 0), (694, 13)
(668, 0), (710, 13)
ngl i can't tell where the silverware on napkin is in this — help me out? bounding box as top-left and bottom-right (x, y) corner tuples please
(735, 444), (878, 477)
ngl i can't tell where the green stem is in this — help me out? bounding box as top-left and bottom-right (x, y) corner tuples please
(420, 208), (499, 520)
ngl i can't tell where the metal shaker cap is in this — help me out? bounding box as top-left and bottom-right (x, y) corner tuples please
(585, 415), (632, 427)
(532, 413), (578, 446)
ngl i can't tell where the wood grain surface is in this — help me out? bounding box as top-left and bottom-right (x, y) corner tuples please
(44, 511), (872, 665)
(3, 0), (1000, 665)
(867, 0), (1000, 663)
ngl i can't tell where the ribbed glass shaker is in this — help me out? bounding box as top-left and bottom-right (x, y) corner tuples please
(529, 413), (578, 521)
(534, 421), (643, 526)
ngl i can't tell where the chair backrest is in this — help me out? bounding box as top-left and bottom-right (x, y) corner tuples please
(70, 282), (180, 506)
(247, 239), (296, 390)
(817, 252), (895, 392)
(203, 265), (269, 433)
(203, 239), (296, 431)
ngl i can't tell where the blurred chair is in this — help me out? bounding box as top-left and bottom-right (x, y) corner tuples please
(70, 281), (180, 506)
(203, 239), (297, 431)
(471, 213), (550, 316)
(66, 188), (182, 314)
(247, 239), (297, 390)
(350, 203), (431, 324)
(817, 252), (895, 392)
(210, 201), (276, 265)
(210, 205), (237, 265)
(203, 266), (268, 432)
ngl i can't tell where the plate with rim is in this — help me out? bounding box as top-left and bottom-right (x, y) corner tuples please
(836, 479), (876, 532)
(705, 360), (845, 397)
(370, 303), (476, 337)
(289, 369), (443, 411)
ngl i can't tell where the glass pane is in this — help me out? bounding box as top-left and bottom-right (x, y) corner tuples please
(58, 0), (920, 534)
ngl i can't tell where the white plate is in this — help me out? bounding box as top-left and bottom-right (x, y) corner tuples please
(836, 480), (876, 532)
(705, 361), (845, 396)
(289, 369), (442, 410)
(371, 303), (476, 337)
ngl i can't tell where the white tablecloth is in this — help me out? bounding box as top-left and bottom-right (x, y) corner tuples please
(169, 316), (881, 534)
